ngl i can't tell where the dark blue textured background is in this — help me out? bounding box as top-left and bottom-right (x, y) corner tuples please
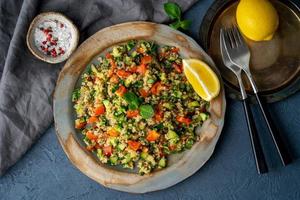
(1, 0), (300, 199)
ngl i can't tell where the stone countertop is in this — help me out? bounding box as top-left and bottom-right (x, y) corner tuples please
(1, 0), (300, 199)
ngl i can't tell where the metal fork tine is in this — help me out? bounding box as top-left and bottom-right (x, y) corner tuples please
(235, 26), (247, 48)
(223, 28), (232, 50)
(228, 28), (237, 48)
(231, 27), (239, 48)
(234, 26), (243, 44)
(232, 27), (241, 47)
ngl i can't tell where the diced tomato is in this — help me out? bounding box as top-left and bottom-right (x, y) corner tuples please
(108, 59), (117, 77)
(170, 47), (180, 53)
(110, 59), (117, 68)
(115, 85), (127, 97)
(129, 66), (137, 73)
(150, 82), (165, 95)
(173, 63), (183, 73)
(105, 53), (112, 59)
(75, 121), (86, 129)
(87, 116), (98, 124)
(107, 128), (120, 137)
(86, 131), (98, 141)
(176, 116), (192, 125)
(159, 52), (166, 59)
(137, 47), (145, 54)
(86, 145), (94, 151)
(110, 75), (119, 83)
(154, 109), (163, 122)
(94, 105), (105, 116)
(136, 64), (147, 75)
(94, 144), (102, 149)
(139, 88), (148, 98)
(108, 69), (114, 77)
(146, 130), (160, 142)
(127, 140), (141, 151)
(103, 145), (112, 156)
(126, 110), (139, 118)
(141, 55), (152, 64)
(169, 144), (177, 151)
(116, 70), (131, 78)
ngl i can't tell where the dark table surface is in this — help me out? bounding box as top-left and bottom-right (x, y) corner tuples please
(1, 0), (300, 199)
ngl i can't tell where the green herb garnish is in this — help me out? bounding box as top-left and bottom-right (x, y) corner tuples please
(72, 89), (80, 102)
(140, 104), (154, 119)
(124, 91), (141, 110)
(126, 40), (136, 51)
(163, 2), (192, 30)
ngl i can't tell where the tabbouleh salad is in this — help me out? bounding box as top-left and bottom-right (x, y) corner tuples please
(72, 40), (210, 175)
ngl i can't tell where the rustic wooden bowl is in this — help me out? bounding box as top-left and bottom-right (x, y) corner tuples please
(26, 12), (79, 64)
(53, 22), (226, 193)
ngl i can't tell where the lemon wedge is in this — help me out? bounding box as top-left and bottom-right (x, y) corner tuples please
(183, 59), (220, 101)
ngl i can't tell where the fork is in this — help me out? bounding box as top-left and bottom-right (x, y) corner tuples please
(223, 26), (292, 166)
(220, 29), (268, 174)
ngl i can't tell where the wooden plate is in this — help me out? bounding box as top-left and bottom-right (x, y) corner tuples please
(53, 22), (226, 193)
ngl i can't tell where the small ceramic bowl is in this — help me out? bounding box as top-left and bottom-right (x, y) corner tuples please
(26, 12), (79, 64)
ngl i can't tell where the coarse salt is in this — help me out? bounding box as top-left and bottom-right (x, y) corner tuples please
(34, 19), (72, 57)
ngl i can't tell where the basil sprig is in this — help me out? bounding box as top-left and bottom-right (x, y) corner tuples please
(123, 92), (141, 110)
(123, 91), (154, 119)
(163, 2), (192, 30)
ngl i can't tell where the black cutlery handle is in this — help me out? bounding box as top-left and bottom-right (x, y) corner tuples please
(255, 93), (292, 165)
(242, 98), (268, 174)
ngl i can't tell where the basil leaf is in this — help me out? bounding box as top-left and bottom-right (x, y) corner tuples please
(124, 92), (140, 110)
(169, 21), (181, 30)
(180, 19), (192, 30)
(140, 105), (154, 119)
(164, 2), (181, 20)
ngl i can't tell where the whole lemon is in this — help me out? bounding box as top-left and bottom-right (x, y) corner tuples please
(236, 0), (279, 41)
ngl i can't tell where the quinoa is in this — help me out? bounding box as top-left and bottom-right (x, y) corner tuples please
(72, 40), (210, 175)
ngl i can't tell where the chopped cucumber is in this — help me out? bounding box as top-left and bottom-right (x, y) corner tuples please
(109, 155), (118, 165)
(188, 101), (200, 108)
(90, 64), (98, 74)
(108, 137), (118, 147)
(117, 143), (126, 151)
(167, 130), (179, 140)
(112, 46), (122, 57)
(96, 149), (103, 157)
(102, 99), (109, 108)
(131, 51), (137, 57)
(185, 139), (194, 149)
(163, 102), (173, 109)
(147, 78), (155, 84)
(121, 154), (132, 164)
(173, 90), (182, 98)
(125, 56), (132, 65)
(141, 152), (148, 159)
(160, 73), (166, 81)
(158, 157), (166, 168)
(200, 113), (209, 121)
(146, 155), (156, 166)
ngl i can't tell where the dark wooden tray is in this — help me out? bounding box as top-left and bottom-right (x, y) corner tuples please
(199, 0), (300, 103)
